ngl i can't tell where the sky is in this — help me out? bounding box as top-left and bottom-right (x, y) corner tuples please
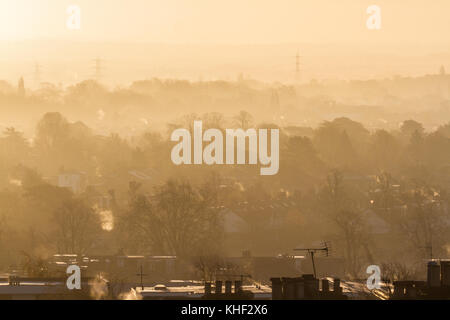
(0, 0), (449, 85)
(0, 0), (449, 45)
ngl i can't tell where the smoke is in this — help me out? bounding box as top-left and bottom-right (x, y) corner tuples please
(9, 179), (22, 186)
(97, 109), (105, 121)
(235, 182), (245, 192)
(94, 207), (114, 231)
(118, 288), (143, 300)
(89, 274), (109, 300)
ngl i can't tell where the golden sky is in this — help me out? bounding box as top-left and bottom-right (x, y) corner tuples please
(1, 0), (449, 84)
(0, 0), (449, 45)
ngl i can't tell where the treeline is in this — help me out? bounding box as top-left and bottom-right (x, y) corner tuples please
(2, 77), (449, 139)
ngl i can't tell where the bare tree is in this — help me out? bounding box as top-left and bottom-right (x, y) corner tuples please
(381, 262), (419, 282)
(119, 190), (166, 254)
(394, 187), (448, 260)
(154, 179), (223, 257)
(233, 111), (254, 129)
(319, 170), (371, 278)
(53, 198), (102, 255)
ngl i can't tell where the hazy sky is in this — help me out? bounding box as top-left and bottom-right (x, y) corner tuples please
(1, 0), (449, 45)
(1, 0), (449, 85)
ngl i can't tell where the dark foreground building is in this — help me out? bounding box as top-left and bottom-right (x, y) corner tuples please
(270, 275), (347, 300)
(0, 276), (95, 300)
(391, 260), (450, 299)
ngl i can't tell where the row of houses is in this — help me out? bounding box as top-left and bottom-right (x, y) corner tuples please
(45, 253), (338, 283)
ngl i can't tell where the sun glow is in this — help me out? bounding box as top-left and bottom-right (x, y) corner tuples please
(0, 1), (40, 40)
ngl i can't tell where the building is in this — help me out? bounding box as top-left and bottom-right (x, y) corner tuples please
(391, 260), (450, 299)
(0, 276), (95, 300)
(58, 171), (87, 194)
(270, 275), (347, 300)
(136, 280), (272, 300)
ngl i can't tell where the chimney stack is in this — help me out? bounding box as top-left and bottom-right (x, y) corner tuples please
(322, 279), (330, 292)
(333, 278), (342, 294)
(234, 280), (242, 293)
(441, 261), (450, 287)
(225, 281), (232, 294)
(282, 278), (296, 300)
(427, 261), (440, 288)
(294, 277), (305, 299)
(215, 280), (222, 294)
(303, 274), (318, 298)
(204, 282), (211, 295)
(270, 278), (283, 300)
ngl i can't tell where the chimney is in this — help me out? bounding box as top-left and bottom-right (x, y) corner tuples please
(333, 278), (342, 294)
(215, 280), (222, 294)
(321, 279), (330, 292)
(204, 282), (212, 295)
(303, 274), (318, 298)
(234, 280), (242, 293)
(441, 261), (450, 287)
(270, 278), (283, 300)
(294, 277), (305, 299)
(282, 278), (296, 300)
(225, 281), (232, 294)
(427, 261), (440, 288)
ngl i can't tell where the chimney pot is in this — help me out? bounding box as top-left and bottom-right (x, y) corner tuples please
(225, 281), (232, 294)
(215, 280), (222, 294)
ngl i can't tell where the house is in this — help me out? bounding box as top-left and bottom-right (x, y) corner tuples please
(136, 280), (272, 300)
(220, 208), (248, 233)
(128, 168), (162, 184)
(58, 171), (87, 194)
(0, 276), (96, 300)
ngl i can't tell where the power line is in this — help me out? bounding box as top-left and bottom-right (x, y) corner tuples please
(295, 51), (301, 82)
(92, 57), (104, 82)
(34, 62), (42, 87)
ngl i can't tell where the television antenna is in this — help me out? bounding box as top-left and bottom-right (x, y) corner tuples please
(136, 264), (148, 290)
(294, 241), (330, 278)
